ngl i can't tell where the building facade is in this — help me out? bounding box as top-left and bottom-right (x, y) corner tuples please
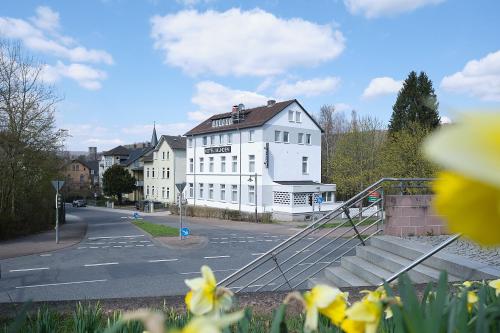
(184, 99), (337, 221)
(143, 135), (187, 204)
(63, 159), (92, 198)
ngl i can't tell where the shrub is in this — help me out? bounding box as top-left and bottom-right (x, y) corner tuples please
(170, 204), (274, 223)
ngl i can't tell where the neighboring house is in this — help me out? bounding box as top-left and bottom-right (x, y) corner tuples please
(98, 145), (131, 190)
(143, 135), (187, 204)
(123, 146), (153, 202)
(63, 159), (92, 197)
(184, 99), (337, 221)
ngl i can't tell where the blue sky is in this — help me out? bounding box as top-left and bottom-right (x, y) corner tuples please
(2, 0), (499, 151)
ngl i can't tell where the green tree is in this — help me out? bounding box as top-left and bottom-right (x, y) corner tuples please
(102, 165), (136, 204)
(388, 71), (440, 134)
(381, 123), (438, 178)
(331, 111), (386, 200)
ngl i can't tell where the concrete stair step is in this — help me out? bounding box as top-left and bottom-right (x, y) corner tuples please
(307, 276), (335, 289)
(324, 266), (370, 287)
(356, 245), (461, 284)
(341, 256), (392, 286)
(369, 236), (500, 280)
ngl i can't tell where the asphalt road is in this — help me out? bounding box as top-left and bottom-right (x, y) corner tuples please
(0, 207), (353, 303)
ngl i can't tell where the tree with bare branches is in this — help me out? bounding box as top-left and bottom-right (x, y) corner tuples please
(0, 41), (64, 239)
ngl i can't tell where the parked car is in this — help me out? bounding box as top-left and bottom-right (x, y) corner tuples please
(72, 199), (87, 207)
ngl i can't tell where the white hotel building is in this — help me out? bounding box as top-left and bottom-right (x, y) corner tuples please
(184, 99), (337, 221)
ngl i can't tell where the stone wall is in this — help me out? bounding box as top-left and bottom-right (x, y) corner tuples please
(384, 195), (447, 237)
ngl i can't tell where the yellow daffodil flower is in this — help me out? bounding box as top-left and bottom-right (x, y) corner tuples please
(341, 298), (382, 333)
(179, 311), (244, 333)
(424, 113), (500, 246)
(121, 309), (165, 333)
(488, 279), (500, 296)
(184, 265), (233, 316)
(467, 291), (478, 313)
(285, 284), (348, 332)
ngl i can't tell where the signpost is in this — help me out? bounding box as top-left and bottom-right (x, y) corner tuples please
(176, 182), (187, 240)
(368, 191), (380, 203)
(51, 180), (64, 244)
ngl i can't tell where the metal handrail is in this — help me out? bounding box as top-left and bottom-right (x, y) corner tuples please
(381, 233), (461, 285)
(218, 178), (434, 292)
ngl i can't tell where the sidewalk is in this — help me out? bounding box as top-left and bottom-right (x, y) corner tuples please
(0, 221), (87, 260)
(85, 205), (172, 217)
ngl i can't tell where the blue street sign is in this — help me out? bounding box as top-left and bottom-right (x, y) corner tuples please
(133, 212), (140, 219)
(181, 227), (190, 237)
(316, 196), (324, 204)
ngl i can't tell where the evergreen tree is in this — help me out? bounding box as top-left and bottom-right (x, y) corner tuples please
(388, 71), (440, 134)
(102, 165), (136, 204)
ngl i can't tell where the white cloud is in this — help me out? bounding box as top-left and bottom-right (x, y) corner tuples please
(334, 103), (352, 112)
(362, 76), (402, 99)
(31, 6), (60, 32)
(122, 122), (193, 136)
(41, 61), (107, 90)
(440, 116), (452, 124)
(344, 0), (444, 18)
(275, 76), (340, 99)
(151, 8), (345, 76)
(440, 50), (500, 101)
(189, 81), (270, 121)
(0, 7), (113, 64)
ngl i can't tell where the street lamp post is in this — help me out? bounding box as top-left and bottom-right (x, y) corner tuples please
(247, 172), (258, 223)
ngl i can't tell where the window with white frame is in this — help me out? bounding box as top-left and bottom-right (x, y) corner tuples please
(152, 185), (155, 197)
(146, 168), (150, 178)
(152, 168), (155, 178)
(189, 183), (194, 197)
(203, 136), (207, 146)
(248, 155), (255, 173)
(231, 185), (238, 202)
(221, 156), (226, 172)
(274, 130), (281, 142)
(283, 131), (289, 143)
(248, 130), (255, 142)
(209, 157), (214, 172)
(227, 133), (232, 144)
(167, 187), (170, 199)
(302, 157), (308, 174)
(162, 187), (165, 198)
(189, 158), (194, 173)
(167, 168), (170, 179)
(306, 134), (311, 145)
(162, 167), (165, 178)
(199, 183), (204, 198)
(210, 135), (215, 146)
(298, 133), (304, 144)
(232, 156), (237, 172)
(322, 191), (333, 202)
(146, 185), (150, 196)
(199, 157), (204, 172)
(208, 184), (214, 199)
(288, 110), (294, 122)
(248, 185), (255, 204)
(188, 138), (193, 148)
(219, 134), (224, 145)
(296, 111), (301, 122)
(167, 151), (170, 160)
(220, 184), (226, 201)
(162, 151), (165, 160)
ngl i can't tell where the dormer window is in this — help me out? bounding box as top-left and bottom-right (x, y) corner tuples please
(211, 117), (234, 127)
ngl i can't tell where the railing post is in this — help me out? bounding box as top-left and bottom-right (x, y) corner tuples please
(342, 206), (365, 246)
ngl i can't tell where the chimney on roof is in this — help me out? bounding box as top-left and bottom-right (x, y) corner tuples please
(232, 105), (239, 113)
(267, 99), (276, 107)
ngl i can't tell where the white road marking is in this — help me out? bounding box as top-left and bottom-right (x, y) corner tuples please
(40, 254), (52, 257)
(204, 255), (230, 259)
(118, 241), (127, 244)
(146, 244), (154, 247)
(246, 237), (255, 239)
(180, 268), (237, 275)
(89, 246), (99, 249)
(113, 245), (122, 248)
(102, 246), (110, 248)
(77, 247), (87, 249)
(125, 245), (133, 247)
(265, 240), (273, 242)
(136, 244), (144, 247)
(9, 267), (49, 272)
(220, 241), (229, 244)
(238, 241), (246, 243)
(212, 237), (219, 240)
(120, 217), (128, 219)
(148, 259), (179, 263)
(88, 235), (144, 240)
(220, 237), (228, 240)
(84, 262), (118, 267)
(16, 279), (107, 289)
(139, 240), (150, 243)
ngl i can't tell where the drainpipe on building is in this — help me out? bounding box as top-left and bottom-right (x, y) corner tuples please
(238, 128), (242, 214)
(193, 135), (196, 207)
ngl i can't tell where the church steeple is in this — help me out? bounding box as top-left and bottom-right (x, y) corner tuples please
(151, 122), (158, 147)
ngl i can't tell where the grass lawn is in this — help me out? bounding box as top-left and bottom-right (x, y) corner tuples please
(132, 220), (178, 237)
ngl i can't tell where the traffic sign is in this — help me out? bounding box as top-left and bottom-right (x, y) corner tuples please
(316, 196), (323, 204)
(176, 182), (186, 192)
(51, 180), (65, 191)
(181, 227), (190, 237)
(368, 191), (381, 203)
